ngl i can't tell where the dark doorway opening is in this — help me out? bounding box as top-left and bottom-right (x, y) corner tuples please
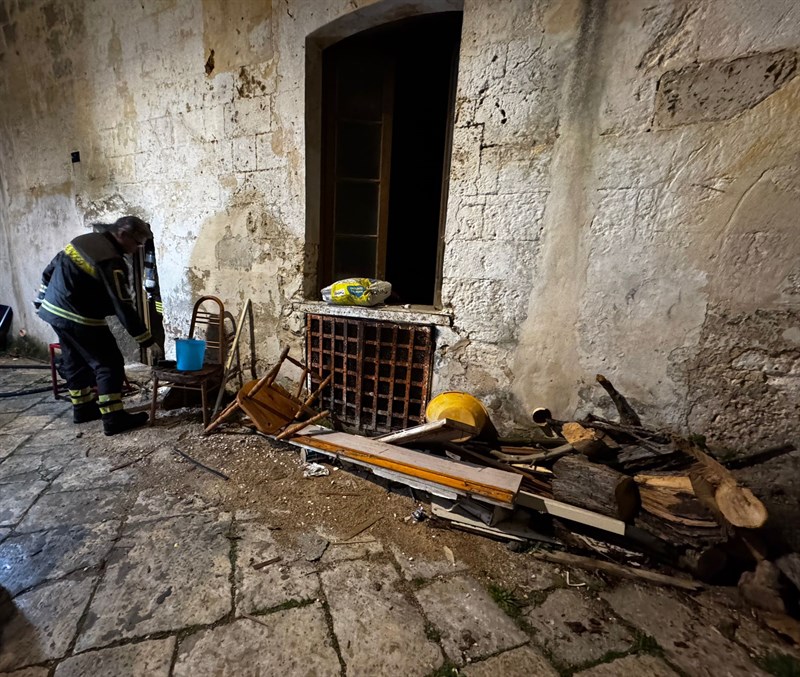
(320, 12), (462, 307)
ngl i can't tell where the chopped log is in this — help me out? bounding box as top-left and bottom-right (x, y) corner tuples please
(530, 549), (703, 591)
(613, 444), (688, 473)
(560, 423), (616, 460)
(635, 474), (719, 528)
(674, 436), (768, 529)
(595, 374), (642, 426)
(552, 455), (640, 522)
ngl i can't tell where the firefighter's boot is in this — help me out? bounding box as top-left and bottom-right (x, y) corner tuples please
(73, 401), (101, 423)
(69, 387), (101, 423)
(102, 410), (149, 436)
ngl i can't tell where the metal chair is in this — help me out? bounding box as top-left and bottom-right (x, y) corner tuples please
(150, 295), (233, 427)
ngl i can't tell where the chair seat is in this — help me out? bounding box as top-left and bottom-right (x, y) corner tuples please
(152, 364), (222, 385)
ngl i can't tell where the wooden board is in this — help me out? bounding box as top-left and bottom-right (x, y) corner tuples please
(291, 426), (521, 505)
(516, 490), (627, 536)
(376, 418), (480, 445)
(430, 497), (558, 544)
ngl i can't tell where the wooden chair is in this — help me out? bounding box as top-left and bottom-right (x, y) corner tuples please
(204, 346), (332, 437)
(150, 295), (234, 427)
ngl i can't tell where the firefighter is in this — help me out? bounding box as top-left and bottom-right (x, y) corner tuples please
(35, 216), (164, 435)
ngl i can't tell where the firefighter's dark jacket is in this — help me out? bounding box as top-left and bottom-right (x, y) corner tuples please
(36, 232), (154, 347)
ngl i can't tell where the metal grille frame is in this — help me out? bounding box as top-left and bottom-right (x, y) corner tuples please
(306, 314), (434, 435)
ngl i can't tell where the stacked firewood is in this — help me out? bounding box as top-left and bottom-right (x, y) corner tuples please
(445, 374), (783, 586)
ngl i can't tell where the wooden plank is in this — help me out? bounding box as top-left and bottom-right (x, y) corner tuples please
(291, 425), (521, 505)
(516, 490), (627, 536)
(285, 436), (463, 502)
(298, 427), (520, 492)
(376, 419), (479, 445)
(430, 498), (558, 544)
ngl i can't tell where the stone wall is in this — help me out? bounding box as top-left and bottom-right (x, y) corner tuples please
(1, 0), (798, 449)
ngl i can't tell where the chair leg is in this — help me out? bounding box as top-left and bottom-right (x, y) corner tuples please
(201, 382), (209, 428)
(292, 372), (333, 419)
(204, 398), (241, 435)
(150, 375), (159, 426)
(249, 346), (290, 398)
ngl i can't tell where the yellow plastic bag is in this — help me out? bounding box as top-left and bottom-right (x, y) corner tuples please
(321, 278), (391, 306)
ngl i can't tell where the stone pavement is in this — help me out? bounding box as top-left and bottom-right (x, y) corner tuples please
(0, 363), (798, 676)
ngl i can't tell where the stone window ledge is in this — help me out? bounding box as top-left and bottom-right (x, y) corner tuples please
(293, 301), (453, 327)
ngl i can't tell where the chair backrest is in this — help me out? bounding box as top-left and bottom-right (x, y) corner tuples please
(188, 296), (226, 366)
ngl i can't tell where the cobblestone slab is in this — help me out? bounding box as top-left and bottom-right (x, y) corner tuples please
(173, 607), (340, 677)
(235, 522), (320, 614)
(0, 668), (49, 677)
(461, 644), (559, 676)
(321, 537), (383, 563)
(0, 576), (96, 671)
(127, 489), (214, 524)
(16, 488), (130, 533)
(573, 654), (680, 676)
(54, 638), (175, 676)
(0, 481), (48, 526)
(415, 574), (528, 665)
(0, 434), (30, 459)
(603, 584), (767, 677)
(322, 559), (443, 676)
(49, 458), (135, 492)
(76, 514), (231, 651)
(0, 522), (119, 595)
(525, 588), (634, 668)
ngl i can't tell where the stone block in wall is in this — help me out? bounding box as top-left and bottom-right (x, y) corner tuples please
(447, 199), (485, 241)
(442, 239), (535, 284)
(448, 124), (483, 197)
(483, 193), (546, 242)
(655, 50), (797, 128)
(443, 278), (528, 345)
(233, 136), (257, 172)
(224, 96), (272, 138)
(687, 306), (800, 451)
(255, 133), (288, 172)
(480, 143), (552, 195)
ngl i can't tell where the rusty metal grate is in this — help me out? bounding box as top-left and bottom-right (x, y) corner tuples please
(306, 314), (434, 435)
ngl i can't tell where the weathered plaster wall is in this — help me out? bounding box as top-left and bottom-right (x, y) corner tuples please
(1, 0), (798, 449)
(442, 0), (800, 448)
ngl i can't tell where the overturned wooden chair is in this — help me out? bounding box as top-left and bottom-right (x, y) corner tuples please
(204, 346), (332, 438)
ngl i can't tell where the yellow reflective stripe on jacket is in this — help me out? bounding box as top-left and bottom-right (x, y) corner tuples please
(64, 243), (97, 277)
(133, 329), (152, 344)
(41, 300), (108, 327)
(154, 301), (163, 314)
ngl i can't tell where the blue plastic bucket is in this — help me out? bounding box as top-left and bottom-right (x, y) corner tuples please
(175, 338), (206, 371)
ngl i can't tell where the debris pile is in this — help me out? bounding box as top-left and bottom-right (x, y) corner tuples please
(201, 350), (799, 634)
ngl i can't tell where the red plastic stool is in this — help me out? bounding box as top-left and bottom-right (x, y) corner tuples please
(49, 343), (66, 399)
(48, 342), (137, 400)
